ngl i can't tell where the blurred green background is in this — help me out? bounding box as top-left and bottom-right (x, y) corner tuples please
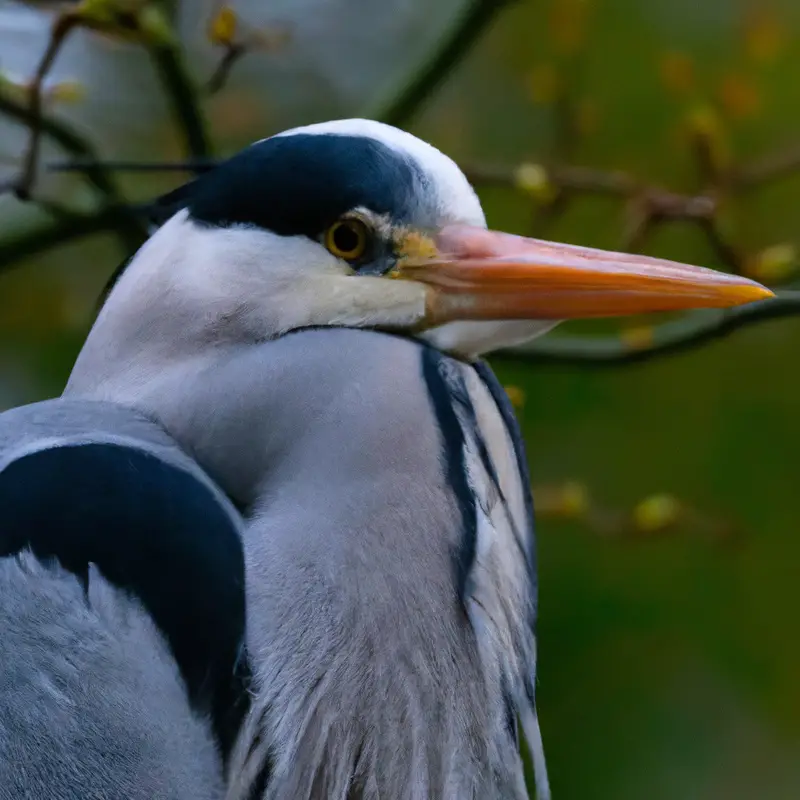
(1, 0), (799, 797)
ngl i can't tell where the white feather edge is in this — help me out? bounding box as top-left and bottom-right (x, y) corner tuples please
(452, 363), (551, 799)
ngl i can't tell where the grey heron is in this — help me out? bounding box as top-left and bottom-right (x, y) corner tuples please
(1, 119), (771, 799)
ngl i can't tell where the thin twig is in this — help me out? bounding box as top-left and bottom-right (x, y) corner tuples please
(7, 0), (800, 376)
(0, 83), (113, 198)
(0, 85), (147, 250)
(497, 293), (800, 366)
(205, 0), (246, 94)
(373, 0), (518, 126)
(204, 2), (292, 96)
(0, 204), (139, 272)
(14, 9), (81, 199)
(467, 161), (755, 271)
(698, 216), (745, 274)
(734, 143), (800, 189)
(465, 163), (637, 195)
(466, 162), (720, 216)
(145, 36), (212, 162)
(47, 159), (217, 174)
(206, 42), (247, 95)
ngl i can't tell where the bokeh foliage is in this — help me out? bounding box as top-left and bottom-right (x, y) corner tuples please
(1, 1), (800, 798)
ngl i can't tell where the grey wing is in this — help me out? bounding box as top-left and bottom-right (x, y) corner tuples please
(453, 360), (551, 800)
(0, 399), (251, 800)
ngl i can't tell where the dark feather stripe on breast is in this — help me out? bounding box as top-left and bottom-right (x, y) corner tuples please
(420, 346), (477, 605)
(473, 361), (538, 614)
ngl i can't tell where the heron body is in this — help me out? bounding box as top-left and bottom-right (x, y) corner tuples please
(68, 325), (540, 798)
(1, 119), (771, 798)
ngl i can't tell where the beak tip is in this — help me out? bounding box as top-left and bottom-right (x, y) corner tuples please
(736, 283), (775, 305)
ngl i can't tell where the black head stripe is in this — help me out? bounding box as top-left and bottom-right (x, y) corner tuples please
(163, 133), (426, 237)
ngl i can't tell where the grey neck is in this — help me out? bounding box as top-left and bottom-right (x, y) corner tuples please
(65, 328), (453, 514)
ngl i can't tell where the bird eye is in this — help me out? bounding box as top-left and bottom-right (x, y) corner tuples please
(324, 218), (370, 262)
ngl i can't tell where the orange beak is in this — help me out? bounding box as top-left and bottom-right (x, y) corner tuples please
(391, 224), (774, 325)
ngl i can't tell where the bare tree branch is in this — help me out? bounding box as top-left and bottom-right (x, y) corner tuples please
(204, 3), (291, 95)
(6, 0), (800, 375)
(205, 42), (247, 95)
(733, 143), (800, 189)
(0, 1), (209, 259)
(14, 8), (82, 200)
(373, 0), (518, 127)
(465, 163), (638, 195)
(0, 81), (113, 198)
(146, 36), (212, 161)
(0, 204), (139, 273)
(0, 82), (147, 251)
(12, 0), (210, 200)
(47, 159), (216, 174)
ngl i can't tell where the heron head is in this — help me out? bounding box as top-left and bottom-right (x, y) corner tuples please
(100, 118), (772, 360)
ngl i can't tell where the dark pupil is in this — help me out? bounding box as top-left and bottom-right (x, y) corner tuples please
(333, 223), (361, 254)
